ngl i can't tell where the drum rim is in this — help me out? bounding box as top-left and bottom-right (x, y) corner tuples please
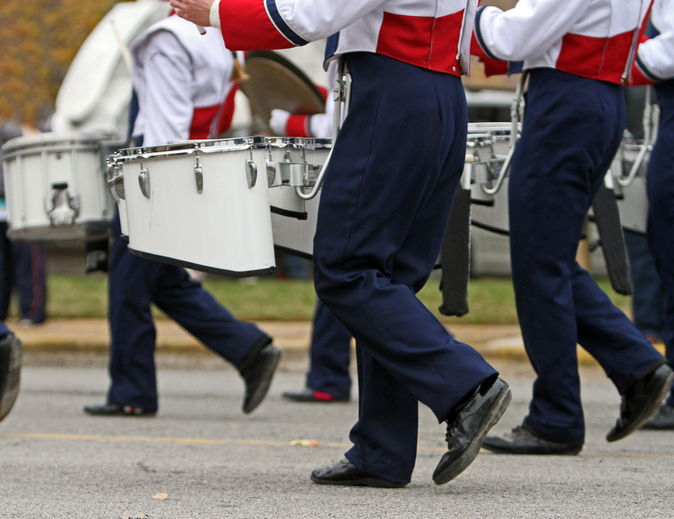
(0, 132), (108, 154)
(113, 136), (332, 162)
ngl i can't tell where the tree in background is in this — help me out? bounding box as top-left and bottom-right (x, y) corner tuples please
(0, 0), (117, 128)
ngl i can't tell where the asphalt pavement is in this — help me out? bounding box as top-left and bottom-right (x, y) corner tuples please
(1, 350), (673, 518)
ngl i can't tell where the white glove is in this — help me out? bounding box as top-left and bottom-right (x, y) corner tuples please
(269, 109), (291, 135)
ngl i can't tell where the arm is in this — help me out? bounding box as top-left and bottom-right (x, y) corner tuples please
(474, 0), (589, 61)
(135, 31), (194, 146)
(173, 0), (388, 50)
(632, 5), (674, 84)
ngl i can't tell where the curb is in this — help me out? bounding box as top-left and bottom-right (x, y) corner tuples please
(11, 319), (665, 366)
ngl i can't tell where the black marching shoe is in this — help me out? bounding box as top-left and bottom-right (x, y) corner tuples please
(0, 332), (22, 422)
(83, 403), (156, 417)
(641, 404), (674, 430)
(311, 459), (406, 488)
(433, 377), (511, 485)
(483, 423), (583, 455)
(282, 387), (350, 403)
(240, 343), (282, 414)
(607, 364), (674, 442)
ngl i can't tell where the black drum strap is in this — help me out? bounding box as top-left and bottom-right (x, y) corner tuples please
(439, 187), (472, 317)
(592, 184), (632, 295)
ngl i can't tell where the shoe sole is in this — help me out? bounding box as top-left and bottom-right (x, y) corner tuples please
(243, 348), (282, 414)
(607, 370), (674, 442)
(482, 440), (582, 455)
(83, 408), (157, 417)
(433, 384), (512, 485)
(282, 395), (350, 403)
(310, 474), (406, 488)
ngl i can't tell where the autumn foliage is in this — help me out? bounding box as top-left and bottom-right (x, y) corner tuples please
(0, 0), (118, 127)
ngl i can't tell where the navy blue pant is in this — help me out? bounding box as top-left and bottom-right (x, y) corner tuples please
(0, 222), (47, 324)
(107, 213), (269, 411)
(313, 53), (497, 484)
(509, 69), (665, 443)
(624, 231), (665, 340)
(647, 81), (674, 407)
(306, 300), (351, 399)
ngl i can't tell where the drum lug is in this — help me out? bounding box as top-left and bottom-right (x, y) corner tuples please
(266, 160), (280, 187)
(245, 160), (258, 189)
(106, 161), (125, 201)
(138, 165), (151, 199)
(194, 157), (204, 194)
(45, 183), (80, 226)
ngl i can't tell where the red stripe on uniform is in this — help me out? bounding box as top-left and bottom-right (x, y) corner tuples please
(219, 0), (293, 50)
(189, 85), (240, 139)
(376, 11), (463, 76)
(556, 31), (634, 84)
(286, 114), (310, 137)
(217, 84), (239, 135)
(189, 105), (219, 139)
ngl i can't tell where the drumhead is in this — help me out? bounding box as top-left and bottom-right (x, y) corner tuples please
(1, 132), (106, 156)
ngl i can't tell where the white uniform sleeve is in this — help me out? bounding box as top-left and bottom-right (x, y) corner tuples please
(273, 0), (389, 42)
(134, 31), (194, 147)
(216, 0), (389, 50)
(475, 0), (589, 61)
(637, 3), (674, 81)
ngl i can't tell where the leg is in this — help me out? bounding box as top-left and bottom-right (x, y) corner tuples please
(304, 300), (352, 400)
(623, 230), (665, 341)
(12, 242), (47, 324)
(153, 263), (269, 370)
(508, 70), (663, 444)
(647, 86), (674, 407)
(0, 223), (12, 321)
(153, 263), (278, 414)
(313, 54), (497, 481)
(106, 214), (161, 411)
(344, 343), (418, 485)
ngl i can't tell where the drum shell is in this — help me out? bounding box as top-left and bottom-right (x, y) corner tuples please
(117, 140), (278, 276)
(614, 142), (649, 234)
(467, 123), (512, 234)
(268, 144), (329, 257)
(270, 189), (321, 258)
(1, 133), (114, 241)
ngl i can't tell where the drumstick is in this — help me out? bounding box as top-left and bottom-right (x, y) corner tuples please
(196, 24), (207, 35)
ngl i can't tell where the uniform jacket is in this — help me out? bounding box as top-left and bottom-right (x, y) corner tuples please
(210, 0), (478, 76)
(131, 15), (236, 146)
(632, 0), (674, 84)
(474, 0), (653, 84)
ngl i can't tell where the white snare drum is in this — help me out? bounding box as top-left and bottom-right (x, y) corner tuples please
(612, 140), (650, 235)
(1, 132), (115, 241)
(466, 122), (513, 235)
(110, 137), (329, 276)
(268, 139), (330, 257)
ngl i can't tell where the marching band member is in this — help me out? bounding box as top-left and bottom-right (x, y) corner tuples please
(471, 0), (673, 455)
(270, 64), (353, 404)
(630, 0), (674, 430)
(171, 0), (511, 488)
(84, 12), (281, 418)
(0, 321), (21, 422)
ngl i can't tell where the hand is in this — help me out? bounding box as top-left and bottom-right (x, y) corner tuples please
(269, 109), (291, 135)
(169, 0), (213, 27)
